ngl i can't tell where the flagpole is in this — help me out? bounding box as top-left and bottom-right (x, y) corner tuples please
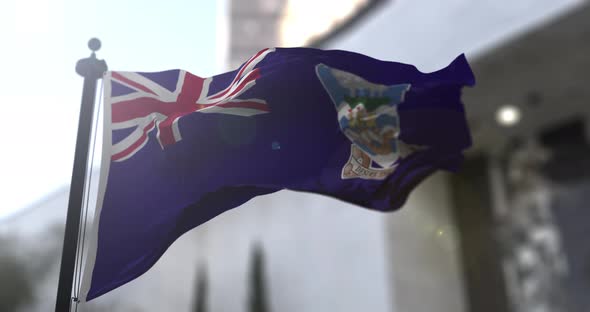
(55, 38), (107, 312)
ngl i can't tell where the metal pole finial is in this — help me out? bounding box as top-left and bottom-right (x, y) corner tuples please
(76, 38), (108, 79)
(88, 38), (101, 52)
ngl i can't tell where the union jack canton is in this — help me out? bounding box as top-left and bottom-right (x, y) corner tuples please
(109, 48), (273, 161)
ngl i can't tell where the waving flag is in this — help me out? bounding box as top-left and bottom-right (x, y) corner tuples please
(81, 47), (475, 300)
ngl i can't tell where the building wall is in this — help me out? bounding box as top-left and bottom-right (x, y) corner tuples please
(227, 0), (286, 69)
(320, 0), (583, 70)
(384, 173), (466, 312)
(200, 191), (393, 312)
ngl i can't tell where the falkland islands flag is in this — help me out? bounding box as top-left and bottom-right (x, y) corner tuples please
(81, 47), (475, 300)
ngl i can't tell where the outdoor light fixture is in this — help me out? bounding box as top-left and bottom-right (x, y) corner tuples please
(496, 105), (521, 127)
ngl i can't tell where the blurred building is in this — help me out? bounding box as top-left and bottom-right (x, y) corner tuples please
(1, 1), (589, 312)
(227, 0), (286, 69)
(206, 1), (590, 312)
(462, 3), (590, 311)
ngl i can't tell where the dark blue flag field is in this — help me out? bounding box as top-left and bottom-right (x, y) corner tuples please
(81, 47), (475, 300)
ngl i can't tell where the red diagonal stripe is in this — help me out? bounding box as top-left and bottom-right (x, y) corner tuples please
(112, 72), (158, 96)
(157, 114), (183, 147)
(112, 120), (155, 161)
(208, 69), (261, 102)
(208, 49), (268, 100)
(112, 98), (197, 123)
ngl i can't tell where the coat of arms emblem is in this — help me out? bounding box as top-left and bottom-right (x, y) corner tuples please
(316, 63), (413, 180)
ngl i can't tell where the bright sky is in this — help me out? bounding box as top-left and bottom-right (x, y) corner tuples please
(0, 0), (219, 219)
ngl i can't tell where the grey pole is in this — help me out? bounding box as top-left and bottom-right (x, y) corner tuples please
(55, 38), (107, 312)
